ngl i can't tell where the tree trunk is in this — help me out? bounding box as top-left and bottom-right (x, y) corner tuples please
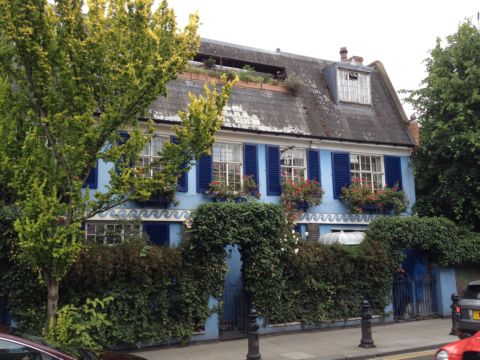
(44, 271), (59, 333)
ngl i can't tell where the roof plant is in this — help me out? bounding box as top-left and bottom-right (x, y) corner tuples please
(0, 0), (234, 332)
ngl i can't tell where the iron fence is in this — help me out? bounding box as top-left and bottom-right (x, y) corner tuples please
(393, 277), (437, 321)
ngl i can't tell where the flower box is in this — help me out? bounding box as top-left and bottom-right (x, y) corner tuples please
(206, 176), (260, 202)
(340, 178), (408, 215)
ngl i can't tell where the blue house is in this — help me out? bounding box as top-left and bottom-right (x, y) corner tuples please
(86, 40), (417, 241)
(82, 40), (454, 339)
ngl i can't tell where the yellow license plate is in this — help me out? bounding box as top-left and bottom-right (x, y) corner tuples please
(473, 310), (480, 320)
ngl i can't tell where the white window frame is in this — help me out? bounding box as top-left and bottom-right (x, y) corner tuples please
(85, 221), (142, 245)
(281, 147), (307, 182)
(212, 142), (243, 190)
(350, 153), (384, 191)
(337, 69), (371, 105)
(138, 135), (169, 178)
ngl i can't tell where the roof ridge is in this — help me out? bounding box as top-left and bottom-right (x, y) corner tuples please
(200, 38), (334, 65)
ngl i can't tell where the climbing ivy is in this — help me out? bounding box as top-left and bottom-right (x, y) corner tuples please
(4, 207), (480, 348)
(186, 202), (287, 321)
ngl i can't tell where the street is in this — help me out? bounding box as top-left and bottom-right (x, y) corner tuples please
(380, 349), (435, 360)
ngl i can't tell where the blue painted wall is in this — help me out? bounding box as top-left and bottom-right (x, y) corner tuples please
(192, 296), (219, 341)
(88, 139), (420, 342)
(169, 223), (183, 247)
(92, 143), (415, 216)
(401, 156), (416, 214)
(432, 265), (457, 316)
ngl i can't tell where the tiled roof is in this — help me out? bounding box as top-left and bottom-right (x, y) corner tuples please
(149, 39), (415, 147)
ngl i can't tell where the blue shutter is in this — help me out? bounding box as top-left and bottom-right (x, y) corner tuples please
(243, 144), (259, 185)
(143, 222), (170, 246)
(82, 161), (98, 189)
(118, 131), (130, 144)
(197, 154), (212, 193)
(170, 136), (188, 192)
(115, 131), (130, 173)
(332, 152), (351, 199)
(307, 149), (320, 183)
(266, 145), (281, 196)
(384, 155), (403, 189)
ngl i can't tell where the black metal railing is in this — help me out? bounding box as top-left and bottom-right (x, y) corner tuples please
(220, 281), (248, 339)
(392, 277), (437, 321)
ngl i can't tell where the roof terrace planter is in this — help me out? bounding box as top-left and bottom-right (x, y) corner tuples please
(180, 70), (290, 94)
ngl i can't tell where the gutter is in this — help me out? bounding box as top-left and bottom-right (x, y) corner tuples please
(147, 117), (415, 149)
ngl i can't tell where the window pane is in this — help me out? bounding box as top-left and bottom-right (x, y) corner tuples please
(141, 142), (150, 156)
(0, 339), (56, 360)
(364, 173), (373, 187)
(212, 143), (242, 187)
(212, 143), (222, 162)
(281, 167), (293, 182)
(373, 173), (383, 190)
(152, 136), (164, 155)
(351, 171), (360, 180)
(350, 155), (359, 171)
(281, 148), (306, 182)
(338, 70), (371, 104)
(361, 156), (371, 171)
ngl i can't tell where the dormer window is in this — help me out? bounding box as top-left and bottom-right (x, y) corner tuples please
(337, 69), (371, 105)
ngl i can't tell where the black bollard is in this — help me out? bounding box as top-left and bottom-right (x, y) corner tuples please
(246, 309), (262, 360)
(450, 293), (460, 335)
(359, 300), (376, 348)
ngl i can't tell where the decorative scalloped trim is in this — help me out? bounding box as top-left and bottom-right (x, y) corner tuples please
(89, 209), (379, 225)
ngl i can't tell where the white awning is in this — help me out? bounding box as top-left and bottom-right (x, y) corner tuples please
(319, 231), (365, 245)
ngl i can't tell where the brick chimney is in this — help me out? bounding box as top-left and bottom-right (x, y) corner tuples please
(408, 114), (420, 146)
(348, 55), (364, 65)
(340, 47), (348, 61)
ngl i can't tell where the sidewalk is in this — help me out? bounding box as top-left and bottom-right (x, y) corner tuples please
(134, 318), (455, 360)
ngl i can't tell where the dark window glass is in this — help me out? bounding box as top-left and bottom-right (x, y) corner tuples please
(463, 285), (480, 299)
(0, 339), (56, 360)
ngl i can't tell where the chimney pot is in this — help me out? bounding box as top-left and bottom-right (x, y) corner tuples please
(340, 47), (348, 61)
(348, 55), (364, 65)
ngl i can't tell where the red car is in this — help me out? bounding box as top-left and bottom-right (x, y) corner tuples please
(0, 330), (147, 360)
(435, 331), (480, 360)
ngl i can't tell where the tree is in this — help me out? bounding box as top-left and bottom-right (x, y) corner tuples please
(407, 21), (480, 230)
(0, 0), (234, 330)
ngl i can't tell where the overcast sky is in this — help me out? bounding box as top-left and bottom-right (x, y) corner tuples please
(166, 0), (479, 117)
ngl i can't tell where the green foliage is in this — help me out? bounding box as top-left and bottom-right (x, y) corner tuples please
(405, 21), (480, 230)
(341, 179), (408, 215)
(0, 0), (233, 328)
(1, 262), (46, 334)
(47, 297), (114, 351)
(6, 204), (480, 346)
(187, 202), (286, 321)
(281, 178), (324, 223)
(364, 216), (462, 268)
(206, 175), (260, 201)
(185, 64), (281, 86)
(63, 240), (191, 345)
(277, 241), (390, 322)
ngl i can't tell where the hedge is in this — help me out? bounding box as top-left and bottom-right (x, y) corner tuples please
(3, 204), (480, 347)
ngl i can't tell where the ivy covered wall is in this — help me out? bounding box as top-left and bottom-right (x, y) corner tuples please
(2, 203), (480, 348)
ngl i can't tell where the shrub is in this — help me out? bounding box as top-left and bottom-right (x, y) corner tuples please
(47, 297), (114, 351)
